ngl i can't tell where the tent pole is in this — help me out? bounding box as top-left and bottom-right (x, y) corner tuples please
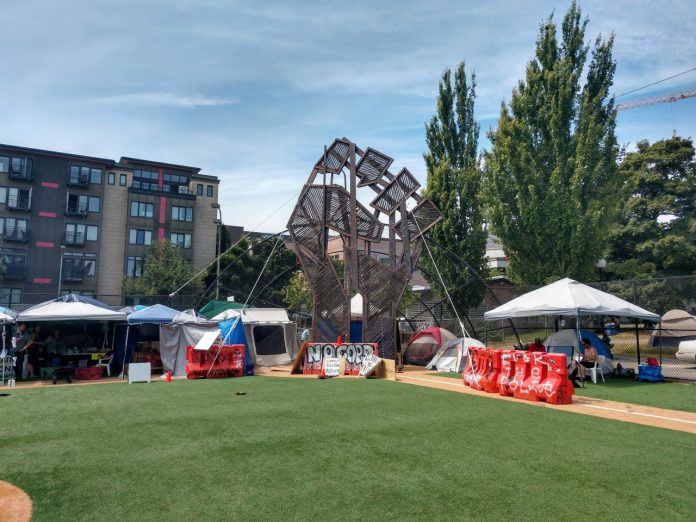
(120, 325), (130, 379)
(635, 319), (641, 366)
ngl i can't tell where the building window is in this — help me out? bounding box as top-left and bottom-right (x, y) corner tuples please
(60, 289), (95, 298)
(0, 186), (6, 203)
(170, 232), (192, 249)
(64, 224), (98, 244)
(0, 157), (8, 173)
(207, 185), (214, 197)
(108, 172), (115, 185)
(68, 166), (93, 187)
(0, 248), (26, 279)
(66, 193), (88, 216)
(2, 218), (29, 242)
(90, 168), (102, 184)
(87, 196), (100, 213)
(0, 287), (21, 307)
(171, 206), (193, 222)
(119, 174), (127, 186)
(196, 184), (203, 196)
(126, 256), (144, 277)
(62, 252), (97, 281)
(129, 229), (152, 245)
(130, 201), (154, 218)
(8, 157), (33, 181)
(8, 187), (31, 211)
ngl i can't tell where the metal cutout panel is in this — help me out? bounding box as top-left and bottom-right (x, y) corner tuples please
(356, 147), (393, 187)
(370, 168), (421, 215)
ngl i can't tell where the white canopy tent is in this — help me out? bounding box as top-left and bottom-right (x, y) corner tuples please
(483, 278), (660, 322)
(17, 295), (126, 322)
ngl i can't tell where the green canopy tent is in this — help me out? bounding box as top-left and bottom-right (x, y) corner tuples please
(198, 300), (246, 319)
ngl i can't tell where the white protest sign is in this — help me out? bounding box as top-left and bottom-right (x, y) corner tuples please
(322, 357), (344, 378)
(359, 353), (382, 377)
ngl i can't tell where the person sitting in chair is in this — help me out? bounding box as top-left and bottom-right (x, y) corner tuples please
(528, 337), (546, 352)
(579, 338), (599, 381)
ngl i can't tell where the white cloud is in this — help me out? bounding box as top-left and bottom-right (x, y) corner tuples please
(86, 92), (238, 108)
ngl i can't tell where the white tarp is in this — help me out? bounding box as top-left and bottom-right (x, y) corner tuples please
(484, 278), (660, 322)
(425, 337), (486, 372)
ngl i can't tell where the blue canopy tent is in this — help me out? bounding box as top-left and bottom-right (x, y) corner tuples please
(117, 304), (181, 377)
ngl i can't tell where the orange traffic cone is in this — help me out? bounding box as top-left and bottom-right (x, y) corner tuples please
(165, 371), (172, 382)
(319, 367), (326, 379)
(336, 335), (343, 346)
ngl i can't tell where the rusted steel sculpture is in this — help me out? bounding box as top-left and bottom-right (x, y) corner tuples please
(287, 139), (442, 358)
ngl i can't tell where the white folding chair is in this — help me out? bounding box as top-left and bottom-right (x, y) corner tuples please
(587, 355), (606, 384)
(96, 352), (113, 377)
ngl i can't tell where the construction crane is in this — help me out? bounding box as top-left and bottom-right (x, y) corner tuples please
(615, 89), (696, 111)
(614, 89), (696, 136)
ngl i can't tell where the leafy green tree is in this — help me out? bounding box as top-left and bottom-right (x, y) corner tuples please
(205, 237), (297, 307)
(283, 270), (312, 312)
(123, 240), (200, 296)
(608, 137), (696, 278)
(422, 61), (488, 317)
(483, 1), (619, 284)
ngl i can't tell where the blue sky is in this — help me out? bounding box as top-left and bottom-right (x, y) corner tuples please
(1, 1), (694, 232)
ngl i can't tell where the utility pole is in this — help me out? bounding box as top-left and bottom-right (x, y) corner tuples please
(211, 203), (222, 301)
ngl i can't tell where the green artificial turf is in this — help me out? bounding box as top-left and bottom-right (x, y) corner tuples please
(1, 378), (695, 521)
(435, 372), (696, 413)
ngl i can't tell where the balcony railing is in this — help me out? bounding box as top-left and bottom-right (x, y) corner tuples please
(2, 265), (25, 280)
(7, 195), (31, 211)
(67, 175), (90, 188)
(9, 164), (33, 182)
(65, 203), (88, 217)
(2, 228), (29, 242)
(64, 231), (86, 245)
(61, 269), (84, 282)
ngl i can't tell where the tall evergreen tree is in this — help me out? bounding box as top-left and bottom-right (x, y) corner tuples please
(422, 61), (487, 318)
(608, 137), (696, 278)
(483, 1), (619, 284)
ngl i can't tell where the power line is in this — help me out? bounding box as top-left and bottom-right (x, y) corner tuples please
(616, 66), (696, 98)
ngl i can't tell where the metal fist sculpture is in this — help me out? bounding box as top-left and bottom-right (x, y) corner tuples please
(287, 139), (441, 358)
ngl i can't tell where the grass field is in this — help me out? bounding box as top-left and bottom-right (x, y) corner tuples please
(1, 378), (695, 521)
(435, 372), (696, 413)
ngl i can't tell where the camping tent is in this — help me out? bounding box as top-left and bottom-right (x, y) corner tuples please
(199, 300), (246, 319)
(239, 308), (297, 366)
(17, 294), (126, 322)
(404, 327), (457, 366)
(159, 312), (221, 377)
(483, 278), (660, 321)
(544, 329), (614, 374)
(117, 304), (181, 376)
(649, 309), (696, 347)
(425, 336), (486, 372)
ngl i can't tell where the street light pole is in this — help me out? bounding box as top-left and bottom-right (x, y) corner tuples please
(211, 203), (222, 301)
(57, 245), (66, 297)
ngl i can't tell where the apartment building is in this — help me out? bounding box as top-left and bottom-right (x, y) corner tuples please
(0, 144), (219, 308)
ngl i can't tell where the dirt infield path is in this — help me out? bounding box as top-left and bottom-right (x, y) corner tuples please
(396, 370), (696, 435)
(0, 481), (32, 522)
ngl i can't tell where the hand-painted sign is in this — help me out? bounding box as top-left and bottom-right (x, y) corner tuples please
(301, 343), (379, 375)
(359, 353), (382, 376)
(323, 357), (344, 378)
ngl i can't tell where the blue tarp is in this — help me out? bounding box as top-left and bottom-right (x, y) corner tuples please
(579, 330), (613, 359)
(219, 317), (252, 367)
(127, 304), (180, 325)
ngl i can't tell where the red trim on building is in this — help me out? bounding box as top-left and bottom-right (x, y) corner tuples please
(33, 278), (52, 284)
(158, 167), (164, 191)
(159, 196), (167, 224)
(158, 227), (165, 241)
(38, 211), (57, 218)
(35, 241), (55, 248)
(41, 181), (59, 189)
